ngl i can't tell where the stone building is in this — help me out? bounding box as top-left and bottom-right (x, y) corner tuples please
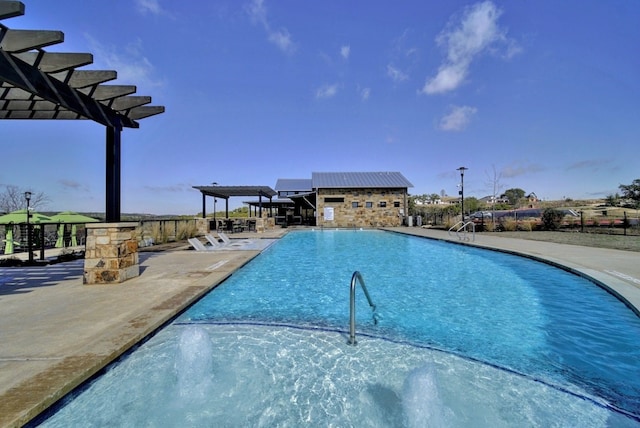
(275, 172), (413, 228)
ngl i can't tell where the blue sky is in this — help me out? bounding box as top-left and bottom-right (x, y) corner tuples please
(2, 0), (638, 214)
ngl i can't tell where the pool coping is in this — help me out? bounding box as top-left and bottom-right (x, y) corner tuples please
(1, 227), (639, 426)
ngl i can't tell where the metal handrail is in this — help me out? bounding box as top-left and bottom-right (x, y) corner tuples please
(456, 221), (476, 241)
(348, 271), (377, 345)
(448, 220), (475, 241)
(448, 220), (464, 236)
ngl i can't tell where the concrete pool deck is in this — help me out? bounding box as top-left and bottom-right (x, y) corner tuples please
(1, 227), (639, 427)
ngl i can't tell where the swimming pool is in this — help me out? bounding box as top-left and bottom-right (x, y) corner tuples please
(39, 230), (640, 426)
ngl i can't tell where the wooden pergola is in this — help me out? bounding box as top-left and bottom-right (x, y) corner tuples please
(0, 1), (164, 221)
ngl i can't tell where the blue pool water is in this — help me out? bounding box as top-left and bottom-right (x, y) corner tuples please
(40, 230), (640, 427)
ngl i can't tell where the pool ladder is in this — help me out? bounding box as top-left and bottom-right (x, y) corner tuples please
(348, 271), (378, 345)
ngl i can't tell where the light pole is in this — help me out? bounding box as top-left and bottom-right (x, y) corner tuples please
(24, 191), (33, 263)
(457, 167), (468, 221)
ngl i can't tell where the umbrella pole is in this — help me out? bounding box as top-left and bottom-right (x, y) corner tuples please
(39, 226), (46, 260)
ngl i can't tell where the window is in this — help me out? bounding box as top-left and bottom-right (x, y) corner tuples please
(394, 201), (401, 208)
(379, 201), (387, 208)
(366, 202), (373, 208)
(325, 197), (344, 203)
(352, 201), (359, 208)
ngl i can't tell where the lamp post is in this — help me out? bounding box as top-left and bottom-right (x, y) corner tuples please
(457, 167), (468, 221)
(24, 191), (33, 263)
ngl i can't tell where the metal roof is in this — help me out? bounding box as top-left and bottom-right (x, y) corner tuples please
(311, 172), (413, 189)
(274, 178), (313, 192)
(0, 1), (164, 127)
(193, 185), (277, 199)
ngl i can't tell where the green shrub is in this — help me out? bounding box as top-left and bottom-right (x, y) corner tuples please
(541, 208), (564, 230)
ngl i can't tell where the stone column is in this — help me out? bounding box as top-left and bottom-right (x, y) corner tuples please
(195, 217), (209, 235)
(83, 222), (139, 284)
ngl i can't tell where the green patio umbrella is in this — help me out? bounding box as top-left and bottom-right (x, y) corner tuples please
(49, 211), (100, 247)
(3, 225), (15, 254)
(0, 210), (52, 254)
(0, 209), (52, 225)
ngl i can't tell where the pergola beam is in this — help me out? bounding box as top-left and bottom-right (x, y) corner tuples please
(0, 49), (138, 127)
(0, 1), (24, 20)
(0, 29), (64, 52)
(52, 69), (118, 88)
(13, 52), (93, 73)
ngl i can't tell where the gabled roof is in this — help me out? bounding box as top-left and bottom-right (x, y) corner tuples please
(312, 172), (413, 189)
(274, 178), (313, 192)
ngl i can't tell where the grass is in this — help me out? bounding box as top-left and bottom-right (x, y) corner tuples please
(482, 231), (640, 252)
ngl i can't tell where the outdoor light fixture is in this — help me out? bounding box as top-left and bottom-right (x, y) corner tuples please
(24, 191), (33, 263)
(457, 167), (468, 221)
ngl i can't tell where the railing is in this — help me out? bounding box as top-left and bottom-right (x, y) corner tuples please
(348, 271), (378, 345)
(448, 220), (476, 242)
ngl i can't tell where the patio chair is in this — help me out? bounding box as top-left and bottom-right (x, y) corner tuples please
(188, 237), (217, 252)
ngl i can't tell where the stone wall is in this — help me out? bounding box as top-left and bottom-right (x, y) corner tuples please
(84, 222), (139, 284)
(317, 187), (407, 228)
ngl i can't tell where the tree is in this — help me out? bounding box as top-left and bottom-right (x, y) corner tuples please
(465, 197), (480, 214)
(604, 193), (620, 207)
(503, 188), (525, 207)
(0, 185), (50, 213)
(619, 179), (640, 208)
(484, 165), (505, 211)
(541, 208), (564, 230)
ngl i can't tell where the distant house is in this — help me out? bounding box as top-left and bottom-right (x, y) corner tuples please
(275, 172), (413, 227)
(479, 195), (509, 205)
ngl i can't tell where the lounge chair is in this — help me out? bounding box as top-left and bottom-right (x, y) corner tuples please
(204, 234), (223, 248)
(188, 237), (217, 252)
(217, 232), (252, 245)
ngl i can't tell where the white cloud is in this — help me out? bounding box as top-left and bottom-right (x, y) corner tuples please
(135, 0), (163, 15)
(387, 64), (409, 82)
(421, 1), (519, 95)
(316, 83), (338, 99)
(86, 35), (164, 89)
(268, 28), (294, 53)
(438, 105), (477, 131)
(360, 87), (371, 101)
(341, 45), (350, 60)
(246, 0), (296, 54)
(246, 0), (268, 26)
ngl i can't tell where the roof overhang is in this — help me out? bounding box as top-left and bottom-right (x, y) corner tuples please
(193, 185), (277, 200)
(288, 191), (316, 210)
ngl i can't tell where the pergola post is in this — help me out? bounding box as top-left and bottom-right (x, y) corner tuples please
(105, 120), (122, 223)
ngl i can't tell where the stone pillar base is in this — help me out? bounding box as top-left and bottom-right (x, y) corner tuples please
(195, 217), (209, 235)
(83, 222), (140, 284)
